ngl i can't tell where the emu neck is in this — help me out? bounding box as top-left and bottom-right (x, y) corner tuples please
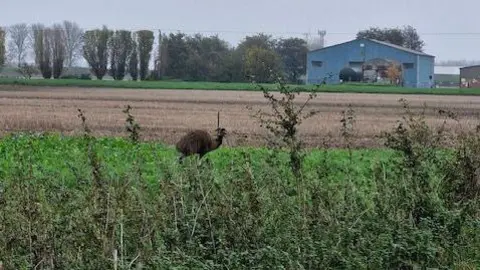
(215, 136), (224, 148)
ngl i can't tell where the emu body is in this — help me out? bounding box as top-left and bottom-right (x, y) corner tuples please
(175, 128), (227, 163)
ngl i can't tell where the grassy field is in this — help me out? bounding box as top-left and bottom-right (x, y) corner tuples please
(435, 73), (460, 87)
(1, 77), (480, 95)
(0, 132), (478, 268)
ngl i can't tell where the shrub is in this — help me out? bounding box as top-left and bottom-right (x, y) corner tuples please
(60, 73), (92, 80)
(16, 62), (38, 79)
(248, 76), (320, 178)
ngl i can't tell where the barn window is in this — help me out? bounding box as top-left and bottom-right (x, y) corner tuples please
(312, 61), (323, 67)
(403, 63), (414, 69)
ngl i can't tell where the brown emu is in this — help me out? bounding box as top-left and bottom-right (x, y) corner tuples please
(175, 111), (227, 163)
(175, 127), (227, 163)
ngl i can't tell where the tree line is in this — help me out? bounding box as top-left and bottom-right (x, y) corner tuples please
(356, 25), (425, 52)
(0, 22), (426, 84)
(0, 22), (310, 84)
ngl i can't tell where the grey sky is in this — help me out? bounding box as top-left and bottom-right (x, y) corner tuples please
(1, 0), (479, 62)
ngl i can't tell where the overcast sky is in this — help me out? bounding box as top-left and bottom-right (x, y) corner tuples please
(1, 0), (479, 62)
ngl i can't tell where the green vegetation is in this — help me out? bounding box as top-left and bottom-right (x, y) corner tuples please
(435, 73), (460, 87)
(4, 22), (311, 85)
(435, 73), (460, 83)
(0, 126), (478, 268)
(109, 30), (134, 81)
(2, 77), (480, 95)
(83, 26), (112, 80)
(0, 79), (480, 269)
(357, 25), (425, 52)
(136, 30), (155, 81)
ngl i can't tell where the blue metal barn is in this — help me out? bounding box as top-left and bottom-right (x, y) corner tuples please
(306, 38), (435, 88)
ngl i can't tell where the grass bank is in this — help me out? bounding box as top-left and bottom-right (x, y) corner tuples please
(0, 133), (478, 269)
(1, 77), (480, 95)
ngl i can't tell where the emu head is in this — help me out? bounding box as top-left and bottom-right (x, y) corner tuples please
(215, 127), (227, 139)
(213, 127), (227, 149)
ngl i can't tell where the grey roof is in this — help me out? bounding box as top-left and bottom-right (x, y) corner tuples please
(460, 65), (480, 70)
(368, 39), (434, 57)
(308, 38), (435, 58)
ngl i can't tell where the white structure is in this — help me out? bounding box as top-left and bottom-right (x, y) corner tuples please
(306, 30), (326, 51)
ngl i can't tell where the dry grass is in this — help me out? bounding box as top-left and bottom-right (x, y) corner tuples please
(0, 85), (479, 148)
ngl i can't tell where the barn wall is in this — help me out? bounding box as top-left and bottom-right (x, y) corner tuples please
(459, 66), (480, 88)
(460, 66), (480, 80)
(417, 55), (435, 88)
(306, 38), (434, 88)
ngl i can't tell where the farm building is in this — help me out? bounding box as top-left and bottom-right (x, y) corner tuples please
(459, 65), (480, 88)
(306, 38), (435, 88)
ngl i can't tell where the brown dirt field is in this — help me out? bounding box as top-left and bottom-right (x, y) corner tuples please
(1, 85), (480, 148)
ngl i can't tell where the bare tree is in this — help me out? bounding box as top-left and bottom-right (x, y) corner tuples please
(152, 30), (162, 80)
(17, 62), (38, 79)
(83, 26), (112, 80)
(32, 23), (53, 79)
(52, 23), (66, 78)
(7, 23), (31, 67)
(0, 27), (5, 70)
(62, 20), (83, 68)
(129, 32), (139, 81)
(136, 30), (154, 80)
(109, 30), (133, 80)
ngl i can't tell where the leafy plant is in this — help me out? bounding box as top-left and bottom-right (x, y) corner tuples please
(248, 75), (319, 177)
(16, 62), (38, 79)
(122, 104), (141, 143)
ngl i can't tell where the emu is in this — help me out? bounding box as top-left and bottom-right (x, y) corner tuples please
(175, 127), (227, 163)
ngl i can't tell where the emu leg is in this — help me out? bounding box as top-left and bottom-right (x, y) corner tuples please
(177, 154), (185, 164)
(197, 153), (204, 166)
(200, 154), (212, 167)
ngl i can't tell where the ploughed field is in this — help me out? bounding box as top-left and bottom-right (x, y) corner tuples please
(1, 85), (480, 148)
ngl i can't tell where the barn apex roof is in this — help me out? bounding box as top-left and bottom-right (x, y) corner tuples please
(309, 38), (435, 58)
(369, 39), (434, 57)
(460, 65), (480, 70)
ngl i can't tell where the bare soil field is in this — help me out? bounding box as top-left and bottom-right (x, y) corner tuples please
(1, 85), (480, 148)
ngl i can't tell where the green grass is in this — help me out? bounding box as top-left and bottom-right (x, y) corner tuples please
(435, 73), (460, 83)
(0, 132), (478, 268)
(0, 132), (394, 189)
(2, 77), (480, 95)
